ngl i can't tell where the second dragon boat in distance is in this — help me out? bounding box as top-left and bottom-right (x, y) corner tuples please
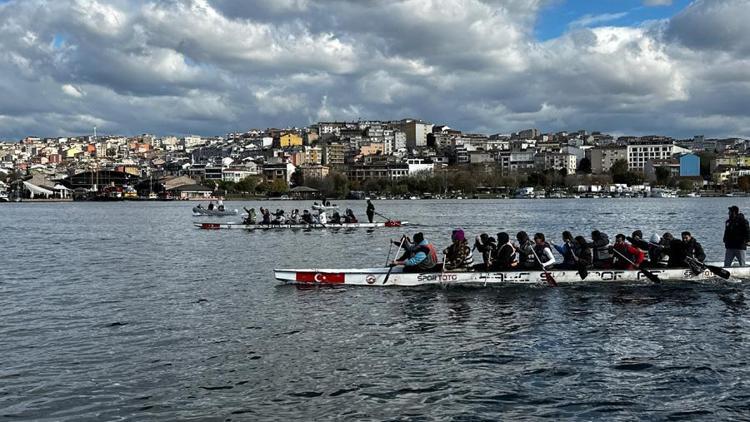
(194, 220), (407, 230)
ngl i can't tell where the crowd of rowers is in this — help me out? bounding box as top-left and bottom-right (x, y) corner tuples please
(390, 229), (707, 273)
(241, 199), (378, 225)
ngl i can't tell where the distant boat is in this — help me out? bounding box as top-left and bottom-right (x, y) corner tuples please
(651, 188), (677, 198)
(193, 206), (238, 217)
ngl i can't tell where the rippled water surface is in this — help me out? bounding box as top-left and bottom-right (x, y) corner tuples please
(1, 198), (749, 420)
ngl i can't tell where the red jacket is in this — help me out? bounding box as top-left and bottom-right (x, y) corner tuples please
(613, 243), (645, 269)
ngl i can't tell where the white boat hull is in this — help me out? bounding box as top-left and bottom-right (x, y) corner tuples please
(194, 221), (407, 230)
(274, 266), (750, 286)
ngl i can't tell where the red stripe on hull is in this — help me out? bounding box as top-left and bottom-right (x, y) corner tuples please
(295, 272), (345, 284)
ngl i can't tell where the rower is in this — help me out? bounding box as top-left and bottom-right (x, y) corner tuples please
(208, 201), (215, 211)
(243, 207), (256, 224)
(491, 232), (518, 270)
(533, 233), (555, 270)
(394, 232), (438, 273)
(589, 230), (613, 268)
(670, 231), (706, 269)
(330, 211), (342, 224)
(260, 207), (271, 225)
(344, 208), (358, 223)
(515, 231), (536, 269)
(473, 233), (497, 270)
(301, 209), (314, 224)
(551, 231), (577, 270)
(612, 234), (645, 270)
(443, 229), (474, 271)
(574, 236), (593, 269)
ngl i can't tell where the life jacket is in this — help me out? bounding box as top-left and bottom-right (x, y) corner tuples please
(415, 242), (438, 270)
(520, 240), (536, 266)
(533, 242), (554, 267)
(592, 236), (612, 262)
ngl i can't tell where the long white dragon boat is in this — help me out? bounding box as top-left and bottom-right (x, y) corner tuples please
(194, 220), (407, 230)
(274, 265), (750, 286)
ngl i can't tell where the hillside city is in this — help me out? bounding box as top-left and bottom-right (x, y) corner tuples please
(1, 118), (749, 201)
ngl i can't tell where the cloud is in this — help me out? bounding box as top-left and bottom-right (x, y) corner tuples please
(0, 0), (748, 139)
(569, 12), (629, 28)
(644, 0), (672, 6)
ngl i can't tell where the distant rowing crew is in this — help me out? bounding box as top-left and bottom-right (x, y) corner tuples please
(389, 229), (712, 275)
(241, 199), (381, 226)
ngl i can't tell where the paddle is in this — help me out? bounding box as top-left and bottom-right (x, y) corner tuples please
(384, 241), (394, 267)
(685, 256), (730, 279)
(567, 241), (589, 280)
(373, 211), (391, 221)
(531, 246), (557, 287)
(383, 237), (406, 285)
(612, 248), (661, 283)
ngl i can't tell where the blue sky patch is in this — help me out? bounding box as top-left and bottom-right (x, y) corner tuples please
(535, 0), (693, 40)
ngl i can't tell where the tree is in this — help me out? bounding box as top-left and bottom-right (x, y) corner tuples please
(609, 159), (628, 177)
(235, 175), (261, 193)
(678, 179), (695, 192)
(577, 157), (592, 174)
(290, 169), (304, 187)
(739, 176), (750, 192)
(270, 178), (288, 193)
(655, 166), (671, 186)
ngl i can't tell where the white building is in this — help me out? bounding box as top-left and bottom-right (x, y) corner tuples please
(626, 139), (691, 171)
(406, 158), (434, 175)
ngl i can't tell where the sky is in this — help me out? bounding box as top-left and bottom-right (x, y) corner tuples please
(0, 0), (748, 139)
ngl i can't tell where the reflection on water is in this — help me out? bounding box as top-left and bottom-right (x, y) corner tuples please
(0, 199), (749, 420)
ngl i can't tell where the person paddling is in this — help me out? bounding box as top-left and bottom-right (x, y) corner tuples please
(366, 199), (375, 223)
(532, 233), (556, 270)
(515, 231), (537, 269)
(589, 230), (613, 269)
(443, 229), (474, 271)
(243, 207), (256, 224)
(574, 236), (593, 269)
(474, 233), (497, 270)
(612, 234), (645, 270)
(394, 232), (438, 273)
(671, 231), (706, 270)
(551, 231), (577, 269)
(492, 232), (519, 270)
(301, 209), (314, 224)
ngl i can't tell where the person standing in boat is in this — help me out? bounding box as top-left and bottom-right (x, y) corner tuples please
(473, 233), (497, 270)
(551, 231), (578, 270)
(394, 232), (438, 273)
(611, 234), (645, 270)
(443, 229), (474, 271)
(515, 231), (537, 269)
(724, 205), (750, 267)
(491, 232), (518, 270)
(217, 197), (225, 212)
(589, 230), (613, 268)
(366, 199), (375, 223)
(533, 233), (556, 269)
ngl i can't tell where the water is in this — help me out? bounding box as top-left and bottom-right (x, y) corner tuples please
(1, 199), (749, 420)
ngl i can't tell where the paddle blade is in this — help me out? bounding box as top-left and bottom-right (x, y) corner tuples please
(640, 268), (661, 283)
(577, 265), (588, 280)
(706, 264), (731, 279)
(545, 272), (558, 287)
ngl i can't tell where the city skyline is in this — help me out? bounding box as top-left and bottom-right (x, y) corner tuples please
(0, 0), (748, 139)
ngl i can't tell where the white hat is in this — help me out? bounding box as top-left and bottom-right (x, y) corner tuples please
(650, 233), (661, 244)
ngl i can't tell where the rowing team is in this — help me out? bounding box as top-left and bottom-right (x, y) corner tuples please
(242, 207), (359, 225)
(389, 229), (708, 273)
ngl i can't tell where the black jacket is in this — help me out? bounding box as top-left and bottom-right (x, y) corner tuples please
(724, 213), (750, 250)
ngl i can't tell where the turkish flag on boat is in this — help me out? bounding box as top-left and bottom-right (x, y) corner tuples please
(295, 272), (345, 283)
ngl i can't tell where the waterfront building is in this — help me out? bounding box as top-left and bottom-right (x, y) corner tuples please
(589, 146), (627, 174)
(626, 138), (690, 171)
(534, 152), (577, 175)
